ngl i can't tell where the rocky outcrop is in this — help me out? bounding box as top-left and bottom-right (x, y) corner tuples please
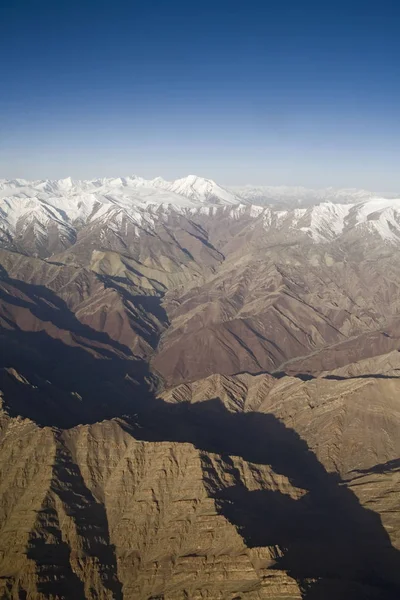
(1, 364), (400, 598)
(0, 410), (304, 600)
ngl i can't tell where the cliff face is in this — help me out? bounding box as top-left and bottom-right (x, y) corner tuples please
(0, 410), (303, 600)
(1, 367), (400, 599)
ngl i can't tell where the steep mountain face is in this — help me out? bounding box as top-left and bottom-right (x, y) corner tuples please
(1, 175), (400, 599)
(154, 230), (400, 384)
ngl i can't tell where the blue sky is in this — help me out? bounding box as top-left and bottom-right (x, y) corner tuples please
(1, 0), (399, 190)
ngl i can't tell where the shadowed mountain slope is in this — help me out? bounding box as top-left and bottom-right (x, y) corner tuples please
(2, 179), (400, 598)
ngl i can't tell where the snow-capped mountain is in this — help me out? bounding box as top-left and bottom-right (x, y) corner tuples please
(1, 174), (400, 259)
(152, 175), (239, 205)
(0, 175), (242, 257)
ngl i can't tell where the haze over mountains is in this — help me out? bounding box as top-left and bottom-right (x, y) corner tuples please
(1, 174), (400, 599)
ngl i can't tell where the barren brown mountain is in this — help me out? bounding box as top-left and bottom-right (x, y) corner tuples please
(1, 178), (400, 599)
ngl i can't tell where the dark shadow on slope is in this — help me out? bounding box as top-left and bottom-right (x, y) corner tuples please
(132, 294), (169, 325)
(234, 369), (316, 381)
(95, 273), (170, 348)
(49, 436), (123, 598)
(0, 264), (161, 427)
(0, 265), (132, 355)
(27, 533), (86, 598)
(269, 370), (400, 382)
(0, 328), (156, 428)
(26, 492), (88, 600)
(123, 398), (400, 599)
(324, 373), (400, 380)
(184, 229), (225, 257)
(1, 326), (400, 598)
(99, 276), (169, 328)
(273, 370), (316, 381)
(350, 458), (400, 477)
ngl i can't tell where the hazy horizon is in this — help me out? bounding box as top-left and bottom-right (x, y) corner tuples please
(1, 172), (399, 196)
(1, 0), (399, 192)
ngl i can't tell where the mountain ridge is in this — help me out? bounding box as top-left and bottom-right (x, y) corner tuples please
(2, 174), (400, 261)
(2, 172), (400, 598)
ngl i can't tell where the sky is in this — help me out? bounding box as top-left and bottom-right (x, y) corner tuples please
(1, 0), (400, 191)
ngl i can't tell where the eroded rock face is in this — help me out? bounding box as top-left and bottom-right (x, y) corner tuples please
(1, 367), (400, 599)
(1, 185), (400, 598)
(0, 412), (304, 600)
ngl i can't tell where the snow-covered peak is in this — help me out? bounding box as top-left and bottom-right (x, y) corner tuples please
(2, 175), (400, 259)
(153, 174), (240, 205)
(0, 174), (241, 210)
(56, 176), (73, 190)
(0, 174), (242, 253)
(298, 202), (353, 242)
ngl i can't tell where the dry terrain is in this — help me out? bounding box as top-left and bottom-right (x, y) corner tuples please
(1, 176), (400, 599)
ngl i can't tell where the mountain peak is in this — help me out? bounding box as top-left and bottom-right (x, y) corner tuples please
(56, 176), (74, 189)
(157, 174), (240, 205)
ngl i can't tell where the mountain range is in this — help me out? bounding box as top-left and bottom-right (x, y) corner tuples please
(1, 174), (400, 599)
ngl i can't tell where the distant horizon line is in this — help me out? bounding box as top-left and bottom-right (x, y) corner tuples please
(1, 173), (398, 195)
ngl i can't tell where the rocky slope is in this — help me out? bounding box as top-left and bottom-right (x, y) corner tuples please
(1, 366), (400, 599)
(1, 175), (400, 598)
